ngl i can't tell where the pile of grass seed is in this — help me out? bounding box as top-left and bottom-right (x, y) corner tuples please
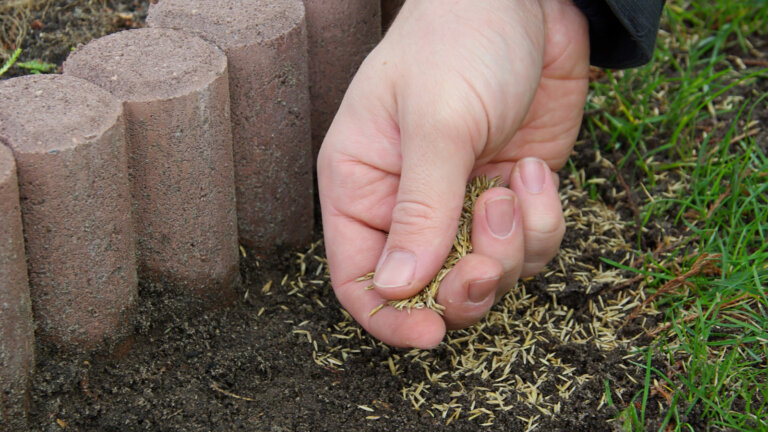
(358, 176), (502, 316)
(272, 163), (657, 429)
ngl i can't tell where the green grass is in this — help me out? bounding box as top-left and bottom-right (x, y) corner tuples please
(14, 58), (57, 74)
(0, 47), (21, 77)
(583, 0), (768, 430)
(0, 48), (57, 78)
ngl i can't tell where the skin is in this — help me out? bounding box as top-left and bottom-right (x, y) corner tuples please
(318, 0), (590, 348)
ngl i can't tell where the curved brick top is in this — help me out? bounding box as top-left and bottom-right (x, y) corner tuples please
(0, 144), (14, 183)
(0, 75), (122, 154)
(63, 28), (228, 102)
(147, 0), (305, 49)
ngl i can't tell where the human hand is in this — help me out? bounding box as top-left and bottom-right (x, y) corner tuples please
(317, 0), (589, 348)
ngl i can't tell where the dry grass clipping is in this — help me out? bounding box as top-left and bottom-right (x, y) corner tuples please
(359, 175), (502, 315)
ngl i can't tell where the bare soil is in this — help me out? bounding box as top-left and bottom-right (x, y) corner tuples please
(1, 0), (147, 78)
(29, 231), (656, 431)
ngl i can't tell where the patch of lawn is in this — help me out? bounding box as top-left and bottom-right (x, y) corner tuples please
(583, 0), (768, 430)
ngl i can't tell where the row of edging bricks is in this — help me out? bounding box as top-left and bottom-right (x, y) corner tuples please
(0, 0), (390, 429)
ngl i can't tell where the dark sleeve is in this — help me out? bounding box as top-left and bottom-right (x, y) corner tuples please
(572, 0), (666, 69)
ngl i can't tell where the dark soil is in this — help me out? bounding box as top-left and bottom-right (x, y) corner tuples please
(27, 233), (660, 432)
(1, 0), (147, 79)
(3, 1), (732, 431)
(26, 242), (643, 432)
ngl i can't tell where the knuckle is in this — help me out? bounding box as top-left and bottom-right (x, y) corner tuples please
(526, 216), (566, 240)
(389, 199), (442, 235)
(523, 220), (565, 265)
(524, 237), (562, 263)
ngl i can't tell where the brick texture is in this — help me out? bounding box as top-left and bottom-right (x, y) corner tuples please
(303, 0), (381, 159)
(0, 75), (137, 351)
(148, 0), (314, 251)
(0, 144), (34, 432)
(64, 28), (239, 305)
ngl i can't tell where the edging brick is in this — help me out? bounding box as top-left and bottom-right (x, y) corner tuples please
(64, 28), (240, 305)
(0, 144), (34, 432)
(147, 0), (315, 251)
(0, 75), (137, 352)
(0, 1), (391, 423)
(303, 0), (382, 160)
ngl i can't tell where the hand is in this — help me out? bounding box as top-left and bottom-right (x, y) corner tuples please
(317, 0), (589, 348)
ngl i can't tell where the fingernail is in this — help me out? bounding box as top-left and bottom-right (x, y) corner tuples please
(519, 158), (547, 194)
(374, 250), (416, 289)
(485, 196), (516, 239)
(468, 277), (498, 303)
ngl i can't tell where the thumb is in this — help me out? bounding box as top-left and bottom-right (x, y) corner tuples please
(373, 120), (475, 301)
